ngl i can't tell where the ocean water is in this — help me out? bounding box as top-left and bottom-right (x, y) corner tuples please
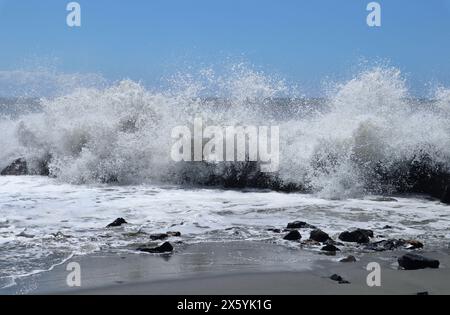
(0, 65), (449, 289)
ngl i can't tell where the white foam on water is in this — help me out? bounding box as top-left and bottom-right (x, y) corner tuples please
(0, 176), (449, 288)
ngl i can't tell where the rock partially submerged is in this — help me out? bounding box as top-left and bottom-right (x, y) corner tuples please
(330, 274), (350, 284)
(339, 229), (373, 244)
(150, 233), (169, 241)
(283, 230), (302, 241)
(365, 239), (424, 252)
(1, 158), (28, 176)
(398, 253), (439, 270)
(1, 156), (52, 177)
(340, 255), (357, 263)
(310, 229), (331, 243)
(137, 242), (174, 254)
(286, 221), (316, 229)
(107, 218), (128, 228)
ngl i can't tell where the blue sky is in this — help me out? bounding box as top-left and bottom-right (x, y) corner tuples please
(0, 0), (450, 96)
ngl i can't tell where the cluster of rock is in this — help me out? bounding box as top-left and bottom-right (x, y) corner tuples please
(274, 220), (440, 271)
(106, 218), (180, 254)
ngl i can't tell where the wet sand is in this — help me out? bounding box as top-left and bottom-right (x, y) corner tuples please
(3, 242), (450, 295)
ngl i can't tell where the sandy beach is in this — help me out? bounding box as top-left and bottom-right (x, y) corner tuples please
(3, 241), (448, 295)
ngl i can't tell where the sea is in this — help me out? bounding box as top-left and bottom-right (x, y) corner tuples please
(0, 65), (449, 289)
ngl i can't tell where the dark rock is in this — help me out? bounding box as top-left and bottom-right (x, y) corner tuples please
(310, 229), (331, 243)
(398, 253), (440, 270)
(339, 229), (373, 244)
(1, 158), (28, 176)
(137, 242), (174, 254)
(442, 185), (450, 205)
(405, 240), (424, 250)
(107, 218), (128, 228)
(365, 239), (424, 252)
(283, 230), (302, 241)
(267, 228), (281, 233)
(321, 244), (340, 252)
(358, 229), (374, 238)
(167, 231), (182, 237)
(365, 239), (406, 251)
(150, 233), (169, 241)
(382, 225), (394, 229)
(340, 255), (357, 263)
(330, 274), (350, 284)
(287, 221), (316, 229)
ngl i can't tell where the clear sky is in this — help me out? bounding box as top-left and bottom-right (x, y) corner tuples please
(0, 0), (450, 96)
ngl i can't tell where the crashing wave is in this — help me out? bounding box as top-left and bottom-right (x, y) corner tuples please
(0, 65), (449, 201)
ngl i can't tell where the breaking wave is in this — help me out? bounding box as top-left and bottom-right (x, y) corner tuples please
(1, 64), (449, 199)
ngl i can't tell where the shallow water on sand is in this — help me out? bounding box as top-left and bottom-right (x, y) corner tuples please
(0, 176), (449, 289)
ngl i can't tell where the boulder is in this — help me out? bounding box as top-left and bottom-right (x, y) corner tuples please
(339, 229), (373, 244)
(107, 218), (128, 228)
(137, 242), (174, 254)
(398, 253), (440, 270)
(267, 228), (282, 233)
(310, 229), (331, 243)
(1, 158), (28, 176)
(283, 230), (302, 241)
(287, 221), (316, 229)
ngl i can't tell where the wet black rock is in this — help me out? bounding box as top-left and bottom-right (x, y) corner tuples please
(287, 221), (316, 229)
(283, 230), (302, 241)
(137, 242), (174, 254)
(150, 233), (169, 241)
(267, 228), (282, 233)
(107, 218), (128, 228)
(321, 244), (340, 252)
(340, 255), (357, 263)
(339, 229), (373, 244)
(442, 185), (450, 205)
(330, 274), (350, 284)
(365, 239), (406, 251)
(1, 158), (28, 176)
(310, 229), (331, 243)
(365, 239), (424, 252)
(398, 253), (440, 270)
(405, 240), (424, 250)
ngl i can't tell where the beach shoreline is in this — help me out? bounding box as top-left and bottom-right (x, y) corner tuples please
(2, 241), (449, 295)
